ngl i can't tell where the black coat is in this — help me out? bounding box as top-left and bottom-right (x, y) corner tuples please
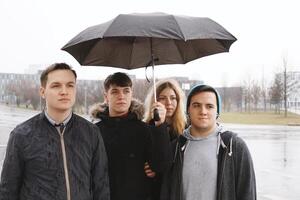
(0, 112), (110, 200)
(92, 100), (171, 200)
(148, 122), (180, 200)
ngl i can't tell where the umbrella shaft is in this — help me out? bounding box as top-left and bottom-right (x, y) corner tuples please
(152, 60), (156, 102)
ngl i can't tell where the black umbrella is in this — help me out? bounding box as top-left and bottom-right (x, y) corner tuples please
(62, 12), (236, 118)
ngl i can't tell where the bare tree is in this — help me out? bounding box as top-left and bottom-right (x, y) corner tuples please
(22, 80), (40, 110)
(261, 67), (268, 112)
(283, 57), (288, 117)
(251, 81), (261, 112)
(221, 73), (229, 112)
(5, 82), (21, 106)
(242, 75), (253, 113)
(269, 73), (283, 114)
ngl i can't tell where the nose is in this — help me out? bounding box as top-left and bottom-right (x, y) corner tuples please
(118, 91), (125, 99)
(166, 97), (172, 105)
(199, 106), (207, 115)
(60, 85), (68, 95)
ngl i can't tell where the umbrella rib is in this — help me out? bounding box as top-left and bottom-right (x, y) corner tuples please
(71, 38), (102, 66)
(128, 37), (136, 68)
(173, 40), (186, 63)
(172, 15), (186, 41)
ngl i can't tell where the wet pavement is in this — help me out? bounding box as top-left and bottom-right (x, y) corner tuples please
(225, 123), (300, 200)
(1, 104), (300, 199)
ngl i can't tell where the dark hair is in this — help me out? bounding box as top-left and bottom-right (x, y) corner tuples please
(104, 72), (132, 91)
(40, 63), (77, 87)
(186, 84), (221, 115)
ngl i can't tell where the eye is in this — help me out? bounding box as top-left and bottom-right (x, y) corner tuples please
(170, 96), (177, 101)
(157, 97), (167, 102)
(51, 84), (60, 88)
(111, 90), (118, 94)
(192, 103), (200, 108)
(207, 104), (215, 109)
(124, 89), (130, 93)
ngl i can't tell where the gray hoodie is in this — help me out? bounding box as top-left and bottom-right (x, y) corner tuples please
(181, 125), (228, 200)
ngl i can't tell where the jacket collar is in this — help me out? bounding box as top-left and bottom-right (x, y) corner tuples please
(90, 98), (145, 121)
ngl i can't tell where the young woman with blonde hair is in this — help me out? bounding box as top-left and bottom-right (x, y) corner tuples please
(144, 79), (186, 140)
(144, 78), (187, 200)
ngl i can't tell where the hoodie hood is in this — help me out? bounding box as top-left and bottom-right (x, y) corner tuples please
(182, 124), (232, 156)
(90, 98), (145, 121)
(182, 124), (224, 141)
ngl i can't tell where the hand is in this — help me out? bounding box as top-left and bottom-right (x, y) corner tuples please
(144, 162), (156, 178)
(151, 102), (166, 126)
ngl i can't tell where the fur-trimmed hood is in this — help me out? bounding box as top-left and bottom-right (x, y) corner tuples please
(90, 98), (145, 121)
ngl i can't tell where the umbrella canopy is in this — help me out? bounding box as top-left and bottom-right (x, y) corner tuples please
(62, 12), (237, 69)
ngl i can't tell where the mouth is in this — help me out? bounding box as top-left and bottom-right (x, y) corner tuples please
(59, 98), (70, 102)
(198, 118), (208, 120)
(116, 101), (127, 105)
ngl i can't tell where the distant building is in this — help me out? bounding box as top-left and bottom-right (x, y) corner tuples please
(0, 73), (39, 103)
(0, 72), (207, 109)
(287, 71), (300, 109)
(169, 76), (203, 96)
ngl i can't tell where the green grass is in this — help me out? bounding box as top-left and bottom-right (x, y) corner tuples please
(220, 111), (300, 125)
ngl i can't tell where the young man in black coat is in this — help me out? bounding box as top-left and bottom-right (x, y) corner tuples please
(91, 72), (171, 200)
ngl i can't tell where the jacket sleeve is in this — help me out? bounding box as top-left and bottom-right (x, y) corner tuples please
(234, 137), (257, 200)
(0, 130), (24, 200)
(91, 126), (110, 200)
(147, 122), (172, 173)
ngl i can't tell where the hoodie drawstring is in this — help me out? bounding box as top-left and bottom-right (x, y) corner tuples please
(217, 132), (233, 157)
(228, 137), (233, 156)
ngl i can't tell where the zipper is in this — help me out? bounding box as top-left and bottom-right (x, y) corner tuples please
(58, 125), (71, 200)
(178, 142), (185, 200)
(217, 148), (228, 200)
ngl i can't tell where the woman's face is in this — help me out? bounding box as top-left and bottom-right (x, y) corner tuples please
(157, 87), (178, 118)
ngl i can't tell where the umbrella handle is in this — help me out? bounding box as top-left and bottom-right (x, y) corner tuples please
(153, 108), (160, 121)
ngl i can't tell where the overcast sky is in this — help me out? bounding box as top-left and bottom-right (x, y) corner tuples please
(0, 0), (299, 87)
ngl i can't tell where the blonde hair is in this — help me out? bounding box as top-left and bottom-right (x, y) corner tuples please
(144, 79), (186, 135)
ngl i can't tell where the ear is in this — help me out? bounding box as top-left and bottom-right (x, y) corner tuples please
(39, 86), (45, 99)
(104, 92), (108, 103)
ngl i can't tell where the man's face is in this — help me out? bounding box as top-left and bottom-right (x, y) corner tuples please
(40, 70), (76, 115)
(105, 85), (132, 117)
(188, 91), (218, 136)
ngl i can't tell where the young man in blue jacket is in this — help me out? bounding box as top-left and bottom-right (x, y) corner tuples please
(161, 84), (256, 200)
(0, 63), (110, 200)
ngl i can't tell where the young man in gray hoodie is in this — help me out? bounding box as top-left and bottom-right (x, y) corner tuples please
(161, 84), (256, 200)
